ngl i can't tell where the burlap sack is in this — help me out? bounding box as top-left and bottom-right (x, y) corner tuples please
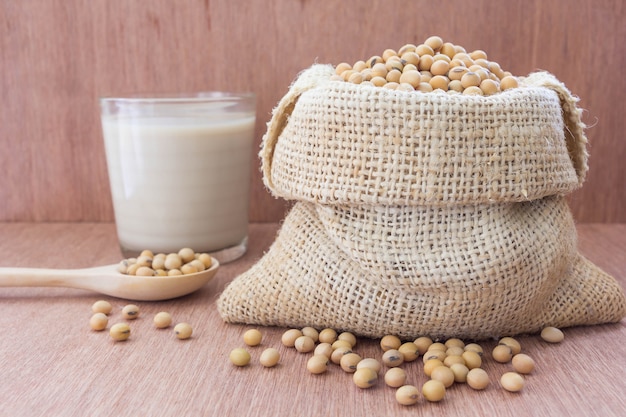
(217, 64), (626, 340)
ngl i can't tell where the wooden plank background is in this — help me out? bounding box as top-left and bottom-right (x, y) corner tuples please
(1, 0), (624, 223)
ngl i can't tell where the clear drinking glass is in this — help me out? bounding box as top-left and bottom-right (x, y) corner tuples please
(100, 92), (256, 263)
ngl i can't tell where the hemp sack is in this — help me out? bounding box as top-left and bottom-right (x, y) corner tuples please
(217, 64), (626, 340)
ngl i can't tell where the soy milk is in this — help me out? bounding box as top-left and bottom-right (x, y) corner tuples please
(101, 95), (255, 261)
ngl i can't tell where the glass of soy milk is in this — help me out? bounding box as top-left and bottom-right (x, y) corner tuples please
(100, 92), (256, 263)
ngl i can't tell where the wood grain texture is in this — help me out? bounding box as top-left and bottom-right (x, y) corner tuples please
(1, 0), (624, 222)
(0, 222), (624, 416)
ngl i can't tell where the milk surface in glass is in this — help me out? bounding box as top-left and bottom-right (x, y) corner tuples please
(101, 94), (255, 262)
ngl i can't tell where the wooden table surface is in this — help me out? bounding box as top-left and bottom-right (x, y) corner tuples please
(0, 222), (624, 417)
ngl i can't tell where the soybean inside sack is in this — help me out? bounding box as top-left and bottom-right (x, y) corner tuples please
(217, 65), (626, 340)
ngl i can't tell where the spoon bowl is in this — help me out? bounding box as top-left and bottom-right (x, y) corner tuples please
(0, 257), (220, 301)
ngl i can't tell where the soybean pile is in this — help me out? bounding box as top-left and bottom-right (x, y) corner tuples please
(117, 248), (213, 277)
(331, 35), (519, 95)
(89, 299), (194, 341)
(229, 326), (563, 407)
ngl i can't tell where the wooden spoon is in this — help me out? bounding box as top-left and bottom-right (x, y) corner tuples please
(0, 257), (219, 301)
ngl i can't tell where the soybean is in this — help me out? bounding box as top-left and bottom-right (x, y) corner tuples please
(180, 264), (197, 275)
(499, 337), (522, 355)
(425, 36), (444, 51)
(449, 363), (470, 383)
(462, 350), (482, 369)
(445, 338), (465, 349)
(500, 372), (525, 392)
(229, 348), (251, 367)
(153, 312), (172, 329)
(318, 328), (338, 344)
(512, 353), (536, 374)
(466, 368), (490, 390)
(301, 327), (319, 343)
(89, 313), (108, 331)
(423, 359), (445, 377)
(259, 348), (280, 368)
(384, 367), (407, 388)
(135, 255), (152, 268)
(446, 346), (465, 357)
(295, 336), (315, 353)
(431, 365), (455, 388)
(330, 346), (353, 365)
(423, 349), (446, 363)
(307, 354), (329, 374)
(414, 336), (433, 354)
(281, 329), (303, 347)
(422, 379), (446, 402)
(332, 339), (353, 351)
(444, 355), (465, 367)
(337, 331), (357, 348)
(164, 254), (183, 271)
(541, 326), (564, 343)
(152, 254), (166, 271)
(398, 342), (420, 362)
(427, 342), (446, 352)
(92, 300), (112, 315)
(188, 259), (206, 272)
(243, 329), (263, 347)
(196, 253), (213, 269)
(357, 358), (382, 373)
(382, 349), (404, 367)
(353, 367), (378, 389)
(109, 323), (130, 341)
(492, 344), (513, 363)
(178, 248), (195, 263)
(174, 322), (193, 339)
(122, 304), (140, 320)
(395, 385), (420, 406)
(464, 343), (484, 356)
(501, 75), (520, 90)
(314, 342), (333, 358)
(135, 266), (154, 276)
(380, 335), (402, 351)
(340, 352), (362, 373)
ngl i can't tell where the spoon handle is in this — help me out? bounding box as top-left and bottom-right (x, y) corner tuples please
(0, 267), (98, 291)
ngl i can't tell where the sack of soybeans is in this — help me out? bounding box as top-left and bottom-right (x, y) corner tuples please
(218, 37), (626, 340)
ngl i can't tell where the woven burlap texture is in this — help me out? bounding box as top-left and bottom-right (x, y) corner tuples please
(218, 65), (626, 340)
